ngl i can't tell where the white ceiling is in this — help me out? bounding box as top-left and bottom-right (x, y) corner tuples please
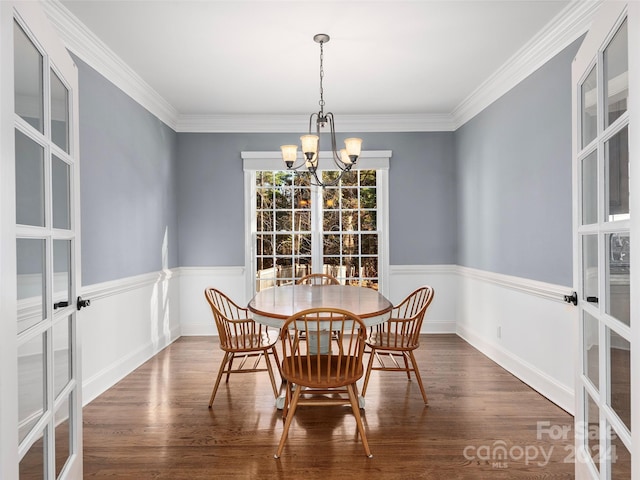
(55, 0), (592, 128)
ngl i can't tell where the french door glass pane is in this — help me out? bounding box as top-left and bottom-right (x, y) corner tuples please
(50, 70), (69, 153)
(606, 125), (629, 221)
(585, 391), (600, 472)
(19, 426), (47, 480)
(581, 150), (598, 225)
(610, 420), (631, 479)
(604, 19), (628, 128)
(52, 155), (70, 229)
(13, 22), (44, 133)
(582, 235), (598, 303)
(608, 328), (630, 431)
(18, 332), (46, 443)
(583, 311), (599, 389)
(53, 240), (71, 313)
(15, 130), (45, 227)
(54, 394), (72, 478)
(17, 238), (46, 334)
(53, 316), (71, 398)
(581, 65), (597, 148)
(606, 233), (630, 325)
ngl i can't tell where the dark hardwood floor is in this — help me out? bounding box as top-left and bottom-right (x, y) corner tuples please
(83, 334), (575, 479)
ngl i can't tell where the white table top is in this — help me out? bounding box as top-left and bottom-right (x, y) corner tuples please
(248, 285), (393, 328)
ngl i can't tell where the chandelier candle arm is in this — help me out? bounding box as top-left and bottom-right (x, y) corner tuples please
(279, 33), (364, 187)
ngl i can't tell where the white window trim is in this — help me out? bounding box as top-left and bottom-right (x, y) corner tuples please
(242, 150), (391, 298)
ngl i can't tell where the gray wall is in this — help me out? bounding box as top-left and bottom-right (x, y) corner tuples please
(454, 37), (583, 287)
(75, 56), (179, 286)
(176, 132), (457, 267)
(75, 37), (582, 288)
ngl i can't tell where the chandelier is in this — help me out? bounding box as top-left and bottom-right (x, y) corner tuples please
(280, 34), (363, 187)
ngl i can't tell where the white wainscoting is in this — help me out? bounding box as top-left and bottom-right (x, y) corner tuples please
(456, 266), (577, 414)
(79, 264), (578, 415)
(177, 266), (247, 336)
(78, 269), (181, 405)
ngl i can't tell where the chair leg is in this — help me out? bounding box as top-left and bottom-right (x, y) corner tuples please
(402, 353), (411, 380)
(409, 350), (428, 405)
(264, 349), (279, 398)
(275, 385), (302, 459)
(270, 346), (282, 378)
(361, 349), (376, 396)
(347, 383), (372, 458)
(225, 353), (235, 383)
(209, 351), (230, 408)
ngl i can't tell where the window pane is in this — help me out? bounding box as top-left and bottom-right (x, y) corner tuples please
(256, 234), (273, 256)
(360, 211), (377, 231)
(294, 210), (310, 231)
(608, 328), (630, 431)
(19, 426), (47, 479)
(323, 188), (339, 209)
(51, 69), (70, 152)
(606, 126), (629, 221)
(341, 211), (358, 231)
(610, 421), (631, 479)
(323, 211), (339, 231)
(15, 130), (45, 227)
(581, 66), (597, 148)
(53, 316), (71, 398)
(360, 187), (377, 209)
(17, 238), (46, 334)
(582, 235), (598, 303)
(275, 234), (292, 255)
(14, 22), (43, 132)
(583, 311), (599, 389)
(360, 170), (376, 186)
(256, 188), (273, 209)
(606, 233), (630, 326)
(55, 394), (72, 478)
(295, 233), (311, 256)
(256, 211), (272, 232)
(361, 234), (378, 255)
(581, 150), (597, 225)
(18, 332), (46, 443)
(585, 391), (600, 472)
(341, 188), (358, 209)
(53, 240), (71, 314)
(52, 155), (71, 230)
(275, 211), (291, 231)
(604, 20), (628, 128)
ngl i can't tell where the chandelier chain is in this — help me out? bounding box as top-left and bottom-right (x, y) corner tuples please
(319, 40), (325, 112)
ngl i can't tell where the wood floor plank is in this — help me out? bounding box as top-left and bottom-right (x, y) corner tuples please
(83, 334), (574, 479)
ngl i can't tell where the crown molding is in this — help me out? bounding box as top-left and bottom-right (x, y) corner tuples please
(41, 0), (179, 130)
(176, 113), (456, 133)
(43, 0), (601, 134)
(451, 0), (603, 129)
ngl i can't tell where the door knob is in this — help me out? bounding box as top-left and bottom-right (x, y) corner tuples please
(77, 296), (91, 310)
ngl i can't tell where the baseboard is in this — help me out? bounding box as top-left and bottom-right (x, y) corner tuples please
(456, 324), (574, 414)
(82, 324), (181, 406)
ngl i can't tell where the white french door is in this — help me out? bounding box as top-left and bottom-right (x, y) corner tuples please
(572, 1), (638, 478)
(1, 2), (82, 479)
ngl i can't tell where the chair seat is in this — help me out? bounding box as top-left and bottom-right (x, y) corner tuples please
(224, 331), (278, 351)
(366, 332), (418, 350)
(282, 355), (363, 388)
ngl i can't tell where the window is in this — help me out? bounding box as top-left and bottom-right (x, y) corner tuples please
(243, 151), (390, 295)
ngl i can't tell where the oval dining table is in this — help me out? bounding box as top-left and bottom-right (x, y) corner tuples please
(248, 284), (393, 408)
(248, 284), (393, 327)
